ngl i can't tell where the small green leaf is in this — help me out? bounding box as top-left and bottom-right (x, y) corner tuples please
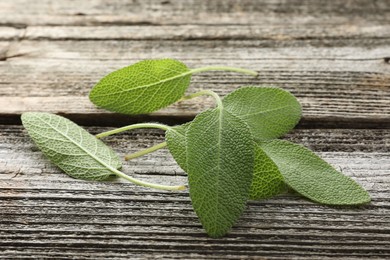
(165, 122), (190, 172)
(89, 59), (191, 114)
(223, 86), (301, 140)
(186, 108), (254, 237)
(258, 139), (371, 205)
(22, 112), (121, 181)
(250, 143), (287, 200)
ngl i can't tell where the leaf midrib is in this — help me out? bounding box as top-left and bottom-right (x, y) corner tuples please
(214, 107), (224, 228)
(93, 69), (192, 97)
(37, 115), (117, 175)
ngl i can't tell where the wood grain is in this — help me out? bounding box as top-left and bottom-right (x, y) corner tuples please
(0, 0), (389, 27)
(1, 0), (389, 258)
(1, 24), (389, 41)
(0, 126), (389, 259)
(0, 40), (389, 127)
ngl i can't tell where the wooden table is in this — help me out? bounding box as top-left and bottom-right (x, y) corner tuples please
(1, 1), (389, 259)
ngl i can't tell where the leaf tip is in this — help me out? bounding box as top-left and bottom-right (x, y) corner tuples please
(21, 112), (44, 127)
(20, 112), (28, 122)
(358, 191), (371, 205)
(21, 111), (34, 120)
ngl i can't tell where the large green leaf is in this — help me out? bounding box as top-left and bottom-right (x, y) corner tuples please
(22, 112), (121, 181)
(258, 139), (371, 205)
(89, 59), (191, 114)
(223, 86), (301, 140)
(166, 124), (286, 200)
(186, 108), (254, 237)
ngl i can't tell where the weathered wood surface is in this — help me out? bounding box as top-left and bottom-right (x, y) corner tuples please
(0, 41), (388, 127)
(1, 126), (389, 259)
(0, 0), (389, 259)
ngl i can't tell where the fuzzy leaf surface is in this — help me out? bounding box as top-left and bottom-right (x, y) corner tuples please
(89, 59), (191, 114)
(166, 123), (286, 200)
(165, 122), (190, 172)
(223, 86), (301, 140)
(186, 108), (254, 237)
(250, 143), (287, 200)
(22, 112), (122, 181)
(258, 139), (371, 205)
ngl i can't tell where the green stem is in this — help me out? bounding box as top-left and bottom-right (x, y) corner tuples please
(125, 142), (167, 160)
(96, 123), (171, 139)
(112, 167), (186, 191)
(178, 89), (223, 109)
(189, 66), (258, 77)
(96, 125), (184, 190)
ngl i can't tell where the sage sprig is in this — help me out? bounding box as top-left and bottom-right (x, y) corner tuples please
(89, 59), (258, 115)
(22, 58), (370, 238)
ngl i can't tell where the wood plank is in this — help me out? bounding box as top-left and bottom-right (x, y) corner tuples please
(0, 125), (389, 258)
(3, 40), (389, 60)
(1, 0), (389, 258)
(2, 126), (389, 176)
(0, 0), (389, 26)
(1, 24), (390, 41)
(2, 41), (389, 70)
(20, 24), (390, 41)
(1, 95), (389, 128)
(0, 41), (388, 126)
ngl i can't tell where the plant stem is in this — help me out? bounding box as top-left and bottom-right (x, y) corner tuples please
(178, 89), (223, 109)
(96, 125), (184, 190)
(125, 142), (168, 160)
(96, 123), (171, 138)
(112, 168), (186, 191)
(189, 66), (258, 77)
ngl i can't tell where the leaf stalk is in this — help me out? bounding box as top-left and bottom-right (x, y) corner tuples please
(112, 168), (186, 191)
(125, 142), (168, 160)
(178, 90), (223, 109)
(96, 123), (171, 138)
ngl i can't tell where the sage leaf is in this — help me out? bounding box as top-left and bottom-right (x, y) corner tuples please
(186, 108), (254, 237)
(21, 112), (121, 181)
(165, 122), (190, 172)
(258, 139), (371, 205)
(89, 59), (191, 114)
(223, 86), (301, 140)
(250, 143), (287, 200)
(166, 124), (286, 200)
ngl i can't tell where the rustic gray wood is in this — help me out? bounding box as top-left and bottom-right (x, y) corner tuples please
(0, 41), (388, 126)
(1, 24), (389, 41)
(1, 126), (389, 259)
(0, 0), (389, 259)
(0, 0), (389, 27)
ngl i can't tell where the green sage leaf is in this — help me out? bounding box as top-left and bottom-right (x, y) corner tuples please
(165, 122), (190, 172)
(186, 108), (254, 237)
(223, 86), (301, 140)
(166, 124), (286, 200)
(258, 139), (371, 205)
(21, 112), (121, 181)
(250, 143), (287, 200)
(89, 59), (191, 114)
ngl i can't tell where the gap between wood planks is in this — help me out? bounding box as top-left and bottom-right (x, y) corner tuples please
(0, 112), (389, 129)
